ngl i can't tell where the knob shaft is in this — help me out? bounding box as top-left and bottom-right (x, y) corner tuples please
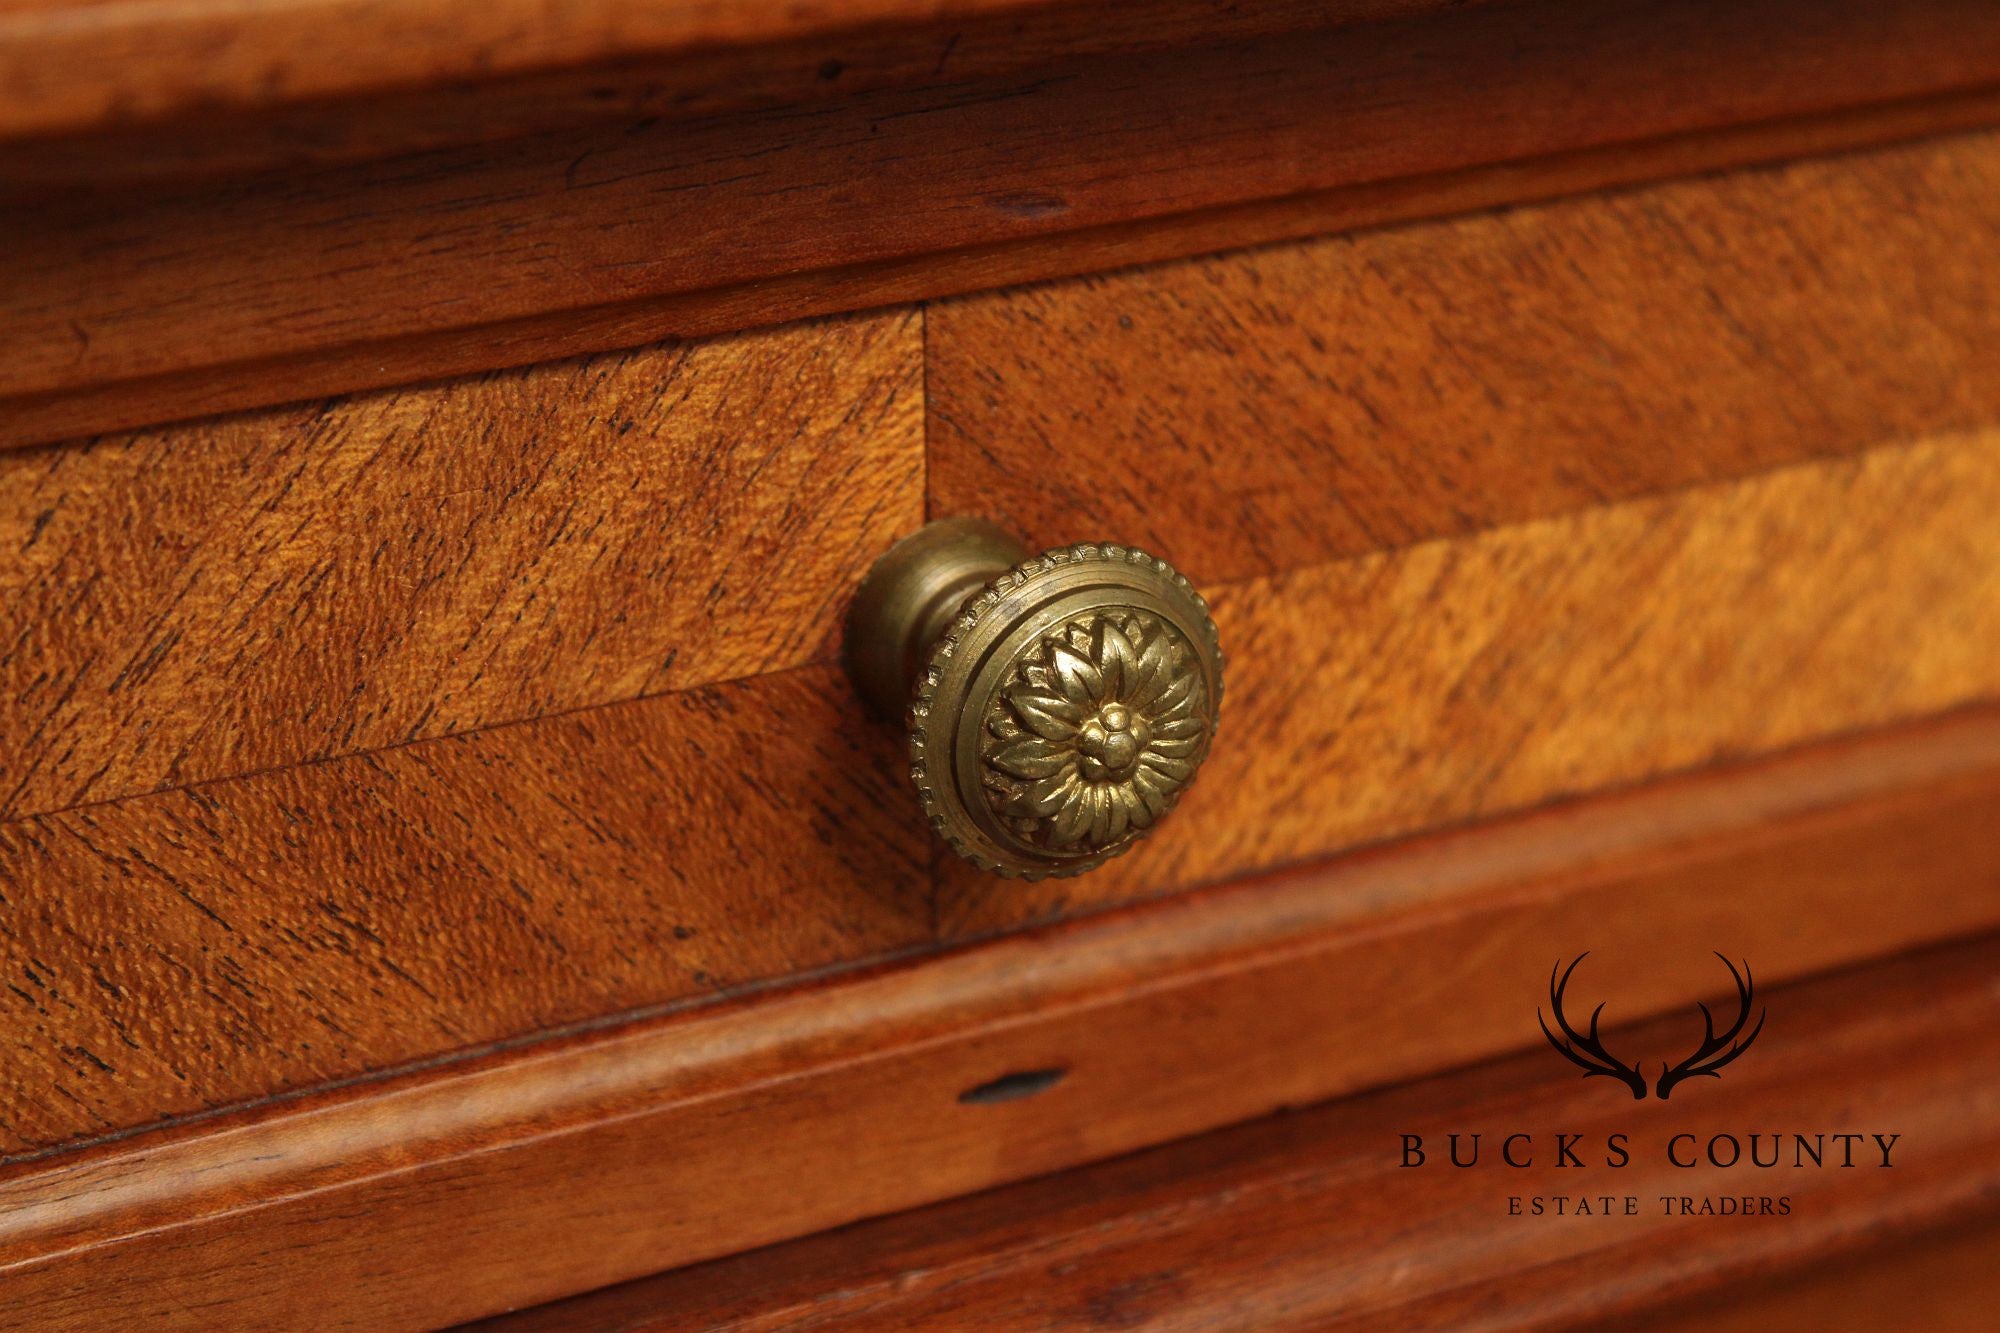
(846, 518), (1223, 879)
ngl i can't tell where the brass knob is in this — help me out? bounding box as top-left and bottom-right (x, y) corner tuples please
(846, 519), (1223, 879)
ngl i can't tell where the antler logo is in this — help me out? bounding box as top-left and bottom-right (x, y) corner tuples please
(1539, 953), (1766, 1100)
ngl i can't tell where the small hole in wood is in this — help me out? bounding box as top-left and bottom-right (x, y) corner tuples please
(958, 1067), (1068, 1105)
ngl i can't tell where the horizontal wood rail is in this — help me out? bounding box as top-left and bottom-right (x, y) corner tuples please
(8, 0), (2000, 448)
(0, 0), (1388, 149)
(2, 708), (1999, 1326)
(478, 933), (2000, 1329)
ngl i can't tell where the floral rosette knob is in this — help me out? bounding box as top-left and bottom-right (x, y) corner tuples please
(984, 612), (1211, 855)
(847, 520), (1223, 880)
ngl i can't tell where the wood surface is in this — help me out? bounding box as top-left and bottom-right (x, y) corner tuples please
(1, 410), (1991, 1159)
(10, 0), (2000, 449)
(0, 309), (921, 820)
(474, 934), (2000, 1331)
(1639, 1216), (2000, 1332)
(11, 91), (2000, 460)
(0, 1), (1378, 183)
(22, 129), (1999, 825)
(0, 663), (931, 1159)
(0, 6), (1991, 1323)
(940, 430), (2000, 936)
(929, 131), (2000, 585)
(2, 709), (1999, 1326)
(0, 0), (1402, 146)
(5, 425), (1996, 1154)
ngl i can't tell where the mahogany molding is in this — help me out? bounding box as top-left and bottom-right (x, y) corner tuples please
(2, 708), (1999, 1327)
(0, 1), (1397, 176)
(1638, 1217), (2000, 1332)
(479, 935), (2000, 1330)
(8, 0), (2000, 449)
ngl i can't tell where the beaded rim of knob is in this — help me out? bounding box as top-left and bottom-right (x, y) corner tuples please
(907, 542), (1223, 880)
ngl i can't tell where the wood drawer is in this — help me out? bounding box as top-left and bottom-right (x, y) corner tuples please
(7, 129), (2000, 1162)
(5, 3), (2000, 1323)
(3, 130), (2000, 1168)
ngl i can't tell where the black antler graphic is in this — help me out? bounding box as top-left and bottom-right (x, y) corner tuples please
(1654, 954), (1766, 1100)
(1538, 954), (1648, 1099)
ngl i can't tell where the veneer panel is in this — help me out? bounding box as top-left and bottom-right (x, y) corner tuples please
(930, 131), (2000, 585)
(0, 311), (921, 819)
(0, 664), (931, 1158)
(943, 432), (2000, 934)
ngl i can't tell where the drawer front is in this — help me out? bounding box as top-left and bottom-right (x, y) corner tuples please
(4, 132), (1999, 1191)
(929, 132), (2000, 933)
(0, 313), (932, 1157)
(929, 134), (2000, 588)
(942, 434), (2000, 934)
(1, 313), (921, 818)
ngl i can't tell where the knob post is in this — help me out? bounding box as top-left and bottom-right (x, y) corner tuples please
(845, 518), (1030, 720)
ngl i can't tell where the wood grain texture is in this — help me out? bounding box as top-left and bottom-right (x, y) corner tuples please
(12, 91), (2000, 458)
(942, 430), (2000, 936)
(1638, 1216), (2000, 1333)
(10, 0), (2000, 449)
(477, 935), (2000, 1332)
(0, 663), (930, 1159)
(4, 716), (1998, 1330)
(929, 130), (2000, 585)
(0, 0), (1145, 139)
(0, 310), (920, 821)
(0, 0), (1409, 145)
(0, 1), (1393, 184)
(9, 352), (1978, 1154)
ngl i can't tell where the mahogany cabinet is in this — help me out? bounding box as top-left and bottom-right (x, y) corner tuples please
(2, 1), (1998, 1326)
